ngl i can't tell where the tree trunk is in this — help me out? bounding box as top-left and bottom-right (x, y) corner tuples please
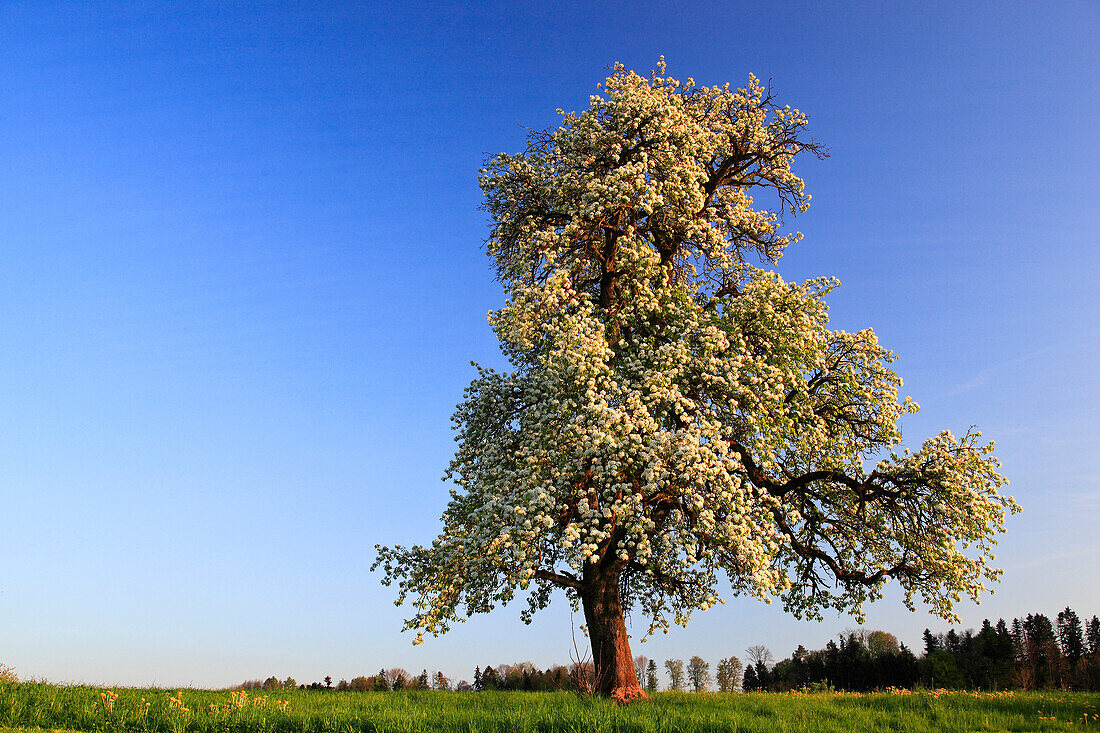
(580, 574), (648, 703)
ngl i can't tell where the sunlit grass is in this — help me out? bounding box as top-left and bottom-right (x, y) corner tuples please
(1, 682), (1098, 732)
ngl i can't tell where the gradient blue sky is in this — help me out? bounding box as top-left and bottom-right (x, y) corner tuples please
(1, 1), (1097, 688)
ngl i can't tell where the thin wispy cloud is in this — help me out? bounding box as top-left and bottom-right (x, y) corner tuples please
(945, 327), (1100, 398)
(1010, 547), (1100, 571)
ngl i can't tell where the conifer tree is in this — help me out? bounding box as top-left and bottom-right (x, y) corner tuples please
(1057, 607), (1086, 665)
(923, 629), (940, 656)
(742, 665), (758, 692)
(645, 659), (659, 693)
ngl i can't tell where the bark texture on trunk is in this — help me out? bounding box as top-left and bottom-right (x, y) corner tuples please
(580, 575), (647, 703)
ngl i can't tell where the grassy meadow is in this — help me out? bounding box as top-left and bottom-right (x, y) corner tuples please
(1, 682), (1099, 732)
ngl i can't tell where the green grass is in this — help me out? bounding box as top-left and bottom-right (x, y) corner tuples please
(1, 682), (1098, 732)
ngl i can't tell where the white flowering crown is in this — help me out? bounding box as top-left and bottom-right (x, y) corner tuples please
(374, 59), (1018, 645)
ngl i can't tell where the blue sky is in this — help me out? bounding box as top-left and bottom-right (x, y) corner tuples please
(1, 1), (1097, 688)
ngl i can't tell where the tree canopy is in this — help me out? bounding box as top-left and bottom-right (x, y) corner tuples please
(374, 59), (1018, 701)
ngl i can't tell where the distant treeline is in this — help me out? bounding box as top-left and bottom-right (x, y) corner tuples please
(242, 606), (1100, 693)
(746, 607), (1100, 692)
(240, 663), (581, 694)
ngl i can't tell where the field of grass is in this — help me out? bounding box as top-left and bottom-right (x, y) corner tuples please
(1, 682), (1099, 732)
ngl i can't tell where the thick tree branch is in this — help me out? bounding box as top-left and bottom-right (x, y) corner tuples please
(534, 569), (583, 590)
(727, 439), (923, 587)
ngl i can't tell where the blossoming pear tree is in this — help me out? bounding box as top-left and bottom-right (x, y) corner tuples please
(374, 60), (1018, 702)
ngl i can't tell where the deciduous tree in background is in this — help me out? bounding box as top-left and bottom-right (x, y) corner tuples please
(746, 645), (774, 690)
(664, 658), (685, 691)
(687, 656), (711, 692)
(867, 630), (901, 658)
(0, 663), (17, 684)
(375, 58), (1018, 702)
(715, 656), (743, 692)
(746, 645), (773, 670)
(633, 655), (648, 686)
